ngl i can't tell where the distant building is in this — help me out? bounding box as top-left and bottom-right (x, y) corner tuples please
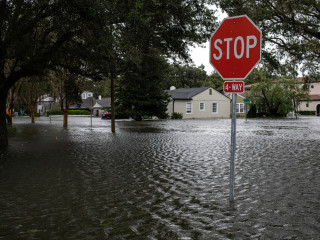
(298, 80), (320, 115)
(166, 87), (230, 119)
(36, 95), (55, 116)
(245, 77), (320, 116)
(225, 93), (247, 117)
(92, 97), (111, 117)
(71, 94), (111, 117)
(81, 91), (93, 100)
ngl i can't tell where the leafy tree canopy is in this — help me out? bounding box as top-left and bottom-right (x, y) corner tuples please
(115, 0), (218, 120)
(218, 0), (320, 77)
(206, 72), (224, 93)
(249, 75), (310, 117)
(0, 0), (218, 145)
(0, 0), (107, 146)
(164, 64), (208, 89)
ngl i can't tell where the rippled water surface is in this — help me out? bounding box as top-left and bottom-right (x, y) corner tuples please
(1, 116), (320, 239)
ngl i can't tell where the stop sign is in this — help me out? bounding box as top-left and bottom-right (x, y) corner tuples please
(210, 15), (261, 80)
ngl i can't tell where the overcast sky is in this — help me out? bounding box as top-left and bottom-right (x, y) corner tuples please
(189, 8), (228, 75)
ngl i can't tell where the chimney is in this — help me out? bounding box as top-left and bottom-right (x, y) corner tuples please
(170, 86), (176, 90)
(98, 95), (102, 100)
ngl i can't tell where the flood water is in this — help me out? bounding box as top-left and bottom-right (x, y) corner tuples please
(0, 116), (319, 239)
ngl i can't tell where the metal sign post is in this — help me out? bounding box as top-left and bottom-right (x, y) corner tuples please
(230, 93), (237, 202)
(49, 103), (52, 124)
(210, 15), (261, 202)
(90, 97), (93, 128)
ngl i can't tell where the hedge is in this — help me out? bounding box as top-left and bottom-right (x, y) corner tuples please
(171, 112), (183, 119)
(296, 111), (316, 115)
(46, 110), (91, 116)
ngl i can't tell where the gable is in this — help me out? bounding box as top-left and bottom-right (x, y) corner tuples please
(93, 102), (102, 108)
(192, 88), (230, 101)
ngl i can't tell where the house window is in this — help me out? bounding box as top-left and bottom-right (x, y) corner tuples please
(306, 103), (309, 107)
(212, 102), (218, 113)
(199, 102), (205, 111)
(186, 102), (192, 114)
(82, 94), (86, 99)
(87, 93), (92, 97)
(237, 103), (245, 113)
(209, 89), (212, 95)
(311, 85), (314, 88)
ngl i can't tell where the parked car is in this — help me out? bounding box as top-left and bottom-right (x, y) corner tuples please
(101, 110), (111, 119)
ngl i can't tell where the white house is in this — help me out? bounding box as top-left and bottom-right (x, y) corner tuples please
(245, 78), (320, 116)
(92, 97), (111, 117)
(298, 81), (320, 115)
(81, 91), (93, 100)
(166, 86), (231, 119)
(36, 95), (56, 116)
(225, 93), (248, 116)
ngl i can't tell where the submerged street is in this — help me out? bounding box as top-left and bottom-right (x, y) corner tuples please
(0, 116), (320, 239)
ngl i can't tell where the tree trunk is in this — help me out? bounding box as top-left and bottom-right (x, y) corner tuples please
(30, 110), (35, 123)
(111, 75), (116, 133)
(0, 90), (8, 148)
(63, 109), (68, 128)
(9, 88), (15, 121)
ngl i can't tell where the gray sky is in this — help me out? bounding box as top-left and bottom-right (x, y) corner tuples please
(190, 9), (228, 75)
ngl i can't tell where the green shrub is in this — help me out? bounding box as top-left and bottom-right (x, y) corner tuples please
(296, 110), (316, 115)
(46, 110), (63, 116)
(69, 110), (90, 115)
(34, 112), (40, 117)
(46, 110), (90, 116)
(171, 112), (183, 119)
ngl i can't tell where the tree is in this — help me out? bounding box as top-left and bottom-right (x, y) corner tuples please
(206, 72), (224, 93)
(249, 76), (310, 117)
(19, 77), (48, 123)
(117, 50), (170, 120)
(49, 68), (82, 127)
(164, 64), (208, 89)
(6, 80), (23, 125)
(0, 0), (218, 146)
(218, 0), (320, 77)
(115, 1), (218, 120)
(81, 78), (111, 99)
(245, 68), (273, 85)
(0, 0), (107, 147)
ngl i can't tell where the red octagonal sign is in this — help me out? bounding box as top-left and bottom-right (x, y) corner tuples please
(210, 15), (261, 80)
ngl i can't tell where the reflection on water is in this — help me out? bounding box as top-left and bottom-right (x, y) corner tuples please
(0, 116), (320, 239)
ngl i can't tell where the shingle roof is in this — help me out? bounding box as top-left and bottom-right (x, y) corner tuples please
(80, 97), (96, 109)
(96, 98), (111, 108)
(166, 87), (210, 100)
(306, 94), (320, 101)
(70, 97), (111, 109)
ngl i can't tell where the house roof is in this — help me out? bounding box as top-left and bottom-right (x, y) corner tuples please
(307, 94), (320, 101)
(166, 87), (211, 100)
(70, 97), (111, 109)
(95, 98), (111, 108)
(79, 97), (95, 109)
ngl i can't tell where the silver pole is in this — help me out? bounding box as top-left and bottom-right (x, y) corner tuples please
(230, 93), (237, 202)
(91, 98), (93, 128)
(91, 108), (93, 128)
(50, 103), (52, 124)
